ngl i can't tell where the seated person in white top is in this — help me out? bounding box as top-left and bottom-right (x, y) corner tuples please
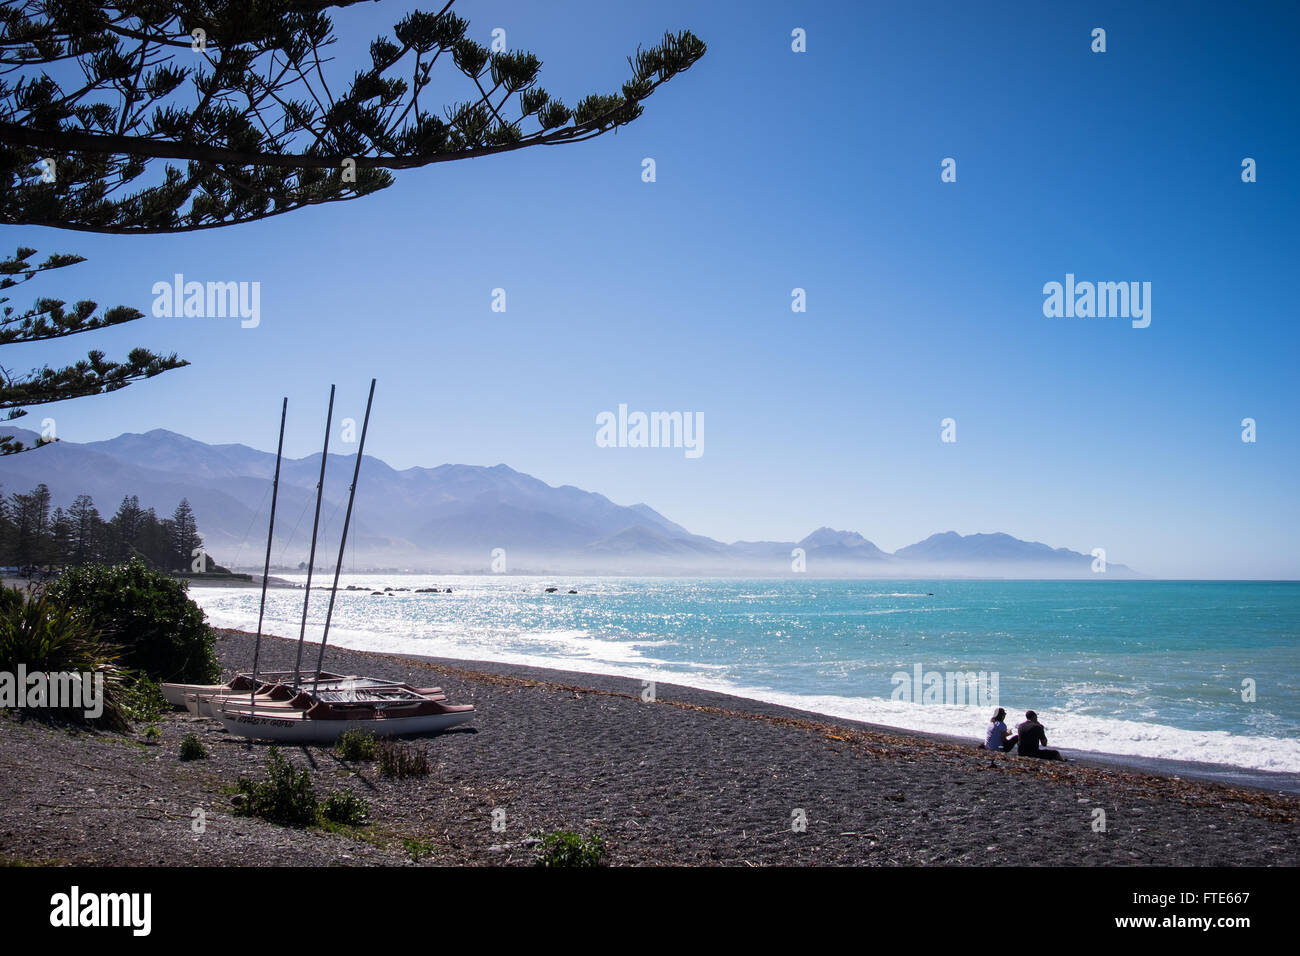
(983, 707), (1018, 752)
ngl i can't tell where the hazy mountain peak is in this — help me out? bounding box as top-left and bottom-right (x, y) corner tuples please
(799, 527), (881, 549)
(893, 530), (1130, 574)
(0, 428), (1134, 577)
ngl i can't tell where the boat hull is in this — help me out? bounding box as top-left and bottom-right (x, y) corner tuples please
(187, 682), (446, 717)
(163, 681), (242, 708)
(164, 672), (345, 708)
(217, 708), (474, 743)
(188, 692), (276, 718)
(195, 689), (447, 718)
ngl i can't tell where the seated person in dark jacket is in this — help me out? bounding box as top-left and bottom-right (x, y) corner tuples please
(1016, 710), (1064, 760)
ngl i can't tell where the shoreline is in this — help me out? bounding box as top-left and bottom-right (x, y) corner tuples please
(201, 610), (1300, 789)
(3, 626), (1297, 866)
(206, 628), (1300, 862)
(395, 653), (1300, 796)
(223, 622), (1300, 800)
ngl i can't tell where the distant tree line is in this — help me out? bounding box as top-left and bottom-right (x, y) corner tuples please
(0, 484), (206, 576)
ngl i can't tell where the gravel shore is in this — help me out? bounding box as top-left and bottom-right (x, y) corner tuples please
(2, 627), (1297, 867)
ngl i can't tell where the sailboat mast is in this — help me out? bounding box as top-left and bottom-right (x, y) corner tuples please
(292, 384), (335, 688)
(312, 378), (376, 692)
(250, 397), (288, 701)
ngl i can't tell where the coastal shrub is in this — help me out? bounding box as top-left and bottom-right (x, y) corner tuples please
(179, 733), (207, 761)
(125, 674), (169, 723)
(233, 746), (318, 828)
(0, 587), (24, 614)
(143, 724), (161, 744)
(232, 747), (371, 829)
(48, 560), (219, 684)
(321, 791), (370, 826)
(335, 729), (377, 762)
(377, 739), (429, 778)
(534, 831), (606, 867)
(0, 588), (133, 731)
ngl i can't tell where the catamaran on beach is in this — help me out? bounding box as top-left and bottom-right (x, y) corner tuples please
(165, 380), (475, 743)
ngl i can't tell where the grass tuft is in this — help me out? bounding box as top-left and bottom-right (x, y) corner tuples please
(377, 739), (429, 778)
(335, 729), (377, 762)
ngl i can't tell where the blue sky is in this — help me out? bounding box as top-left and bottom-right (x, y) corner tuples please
(6, 0), (1298, 578)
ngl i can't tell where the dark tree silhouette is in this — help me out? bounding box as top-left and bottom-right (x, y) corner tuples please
(1, 246), (187, 452)
(170, 497), (202, 569)
(7, 479), (51, 568)
(1, 1), (706, 234)
(0, 484), (211, 572)
(66, 492), (101, 564)
(107, 493), (144, 561)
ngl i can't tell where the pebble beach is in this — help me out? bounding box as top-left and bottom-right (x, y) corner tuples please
(1, 627), (1297, 867)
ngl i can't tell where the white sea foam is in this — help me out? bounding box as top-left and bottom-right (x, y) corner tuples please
(712, 690), (1300, 774)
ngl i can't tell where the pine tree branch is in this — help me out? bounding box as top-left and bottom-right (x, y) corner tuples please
(0, 349), (189, 413)
(1, 0), (705, 234)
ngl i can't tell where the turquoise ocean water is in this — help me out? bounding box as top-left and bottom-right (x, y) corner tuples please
(193, 577), (1300, 775)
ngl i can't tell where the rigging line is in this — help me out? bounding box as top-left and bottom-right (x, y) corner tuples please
(250, 397), (288, 696)
(317, 494), (346, 556)
(313, 378), (375, 691)
(292, 384), (335, 688)
(310, 488), (347, 579)
(229, 481), (271, 569)
(277, 491), (312, 564)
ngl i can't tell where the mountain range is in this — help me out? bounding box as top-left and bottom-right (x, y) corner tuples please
(0, 427), (1135, 577)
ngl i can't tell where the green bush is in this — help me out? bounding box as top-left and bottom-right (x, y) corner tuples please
(233, 747), (318, 828)
(233, 747), (370, 829)
(48, 560), (218, 683)
(0, 587), (133, 731)
(0, 587), (24, 615)
(125, 674), (169, 723)
(321, 791), (370, 826)
(179, 733), (207, 761)
(377, 739), (429, 778)
(143, 724), (161, 744)
(335, 729), (377, 762)
(534, 831), (606, 867)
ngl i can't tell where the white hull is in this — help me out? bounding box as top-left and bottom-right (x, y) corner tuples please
(164, 672), (345, 709)
(187, 682), (445, 717)
(163, 682), (231, 708)
(217, 708), (474, 743)
(193, 690), (446, 718)
(188, 692), (274, 718)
